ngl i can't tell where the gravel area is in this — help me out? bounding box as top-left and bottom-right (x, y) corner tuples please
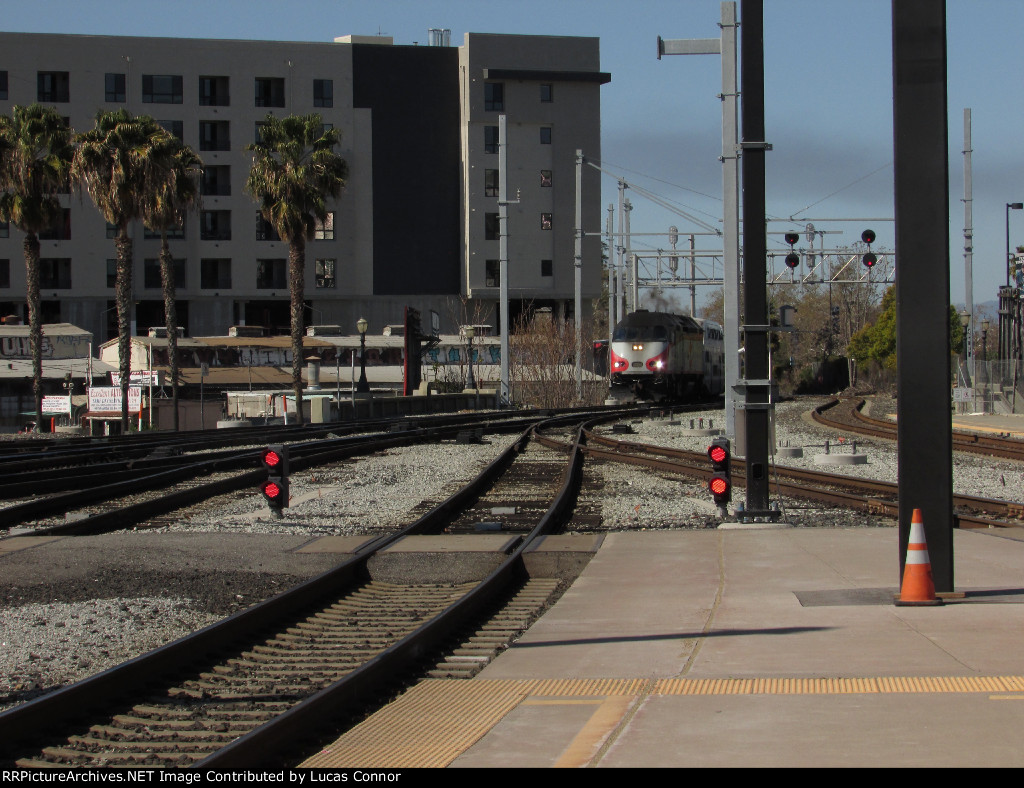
(5, 399), (1024, 712)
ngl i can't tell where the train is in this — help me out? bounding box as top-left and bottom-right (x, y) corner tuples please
(607, 310), (724, 402)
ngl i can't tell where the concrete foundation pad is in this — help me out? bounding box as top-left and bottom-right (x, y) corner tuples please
(294, 535), (381, 554)
(367, 534), (522, 584)
(679, 428), (722, 438)
(813, 453), (868, 465)
(523, 534), (604, 581)
(776, 446), (804, 459)
(717, 521), (794, 530)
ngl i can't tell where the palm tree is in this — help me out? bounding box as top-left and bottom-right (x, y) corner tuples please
(142, 135), (202, 431)
(0, 105), (75, 433)
(246, 114), (348, 425)
(73, 110), (172, 432)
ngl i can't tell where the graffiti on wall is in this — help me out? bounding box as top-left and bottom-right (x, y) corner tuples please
(0, 333), (91, 360)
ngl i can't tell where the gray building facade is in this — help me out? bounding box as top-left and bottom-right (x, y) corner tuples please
(0, 30), (608, 341)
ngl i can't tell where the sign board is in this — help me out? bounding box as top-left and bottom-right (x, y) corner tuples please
(41, 395), (71, 415)
(952, 387), (973, 403)
(110, 370), (164, 387)
(89, 386), (143, 413)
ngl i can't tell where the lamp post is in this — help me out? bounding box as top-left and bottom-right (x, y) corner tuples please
(464, 325), (476, 390)
(356, 317), (369, 394)
(1008, 203), (1024, 288)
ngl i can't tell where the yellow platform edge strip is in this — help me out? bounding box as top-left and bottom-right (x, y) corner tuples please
(300, 676), (1024, 768)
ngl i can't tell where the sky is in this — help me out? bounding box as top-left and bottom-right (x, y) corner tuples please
(6, 0), (1023, 312)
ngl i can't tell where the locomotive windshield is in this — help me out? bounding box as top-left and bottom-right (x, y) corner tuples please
(613, 325), (669, 342)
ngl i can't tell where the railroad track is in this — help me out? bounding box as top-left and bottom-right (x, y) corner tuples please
(0, 412), (609, 768)
(812, 397), (1024, 462)
(578, 425), (1024, 530)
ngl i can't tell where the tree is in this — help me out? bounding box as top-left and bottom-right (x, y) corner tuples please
(74, 110), (172, 432)
(142, 135), (203, 431)
(0, 105), (75, 432)
(245, 114), (348, 425)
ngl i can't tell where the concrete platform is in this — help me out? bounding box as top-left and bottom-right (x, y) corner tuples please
(305, 527), (1024, 768)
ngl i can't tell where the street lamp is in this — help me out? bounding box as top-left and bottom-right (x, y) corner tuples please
(1007, 203), (1023, 287)
(464, 325), (476, 390)
(356, 317), (369, 393)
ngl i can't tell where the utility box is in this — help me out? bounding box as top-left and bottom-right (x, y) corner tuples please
(733, 401), (776, 457)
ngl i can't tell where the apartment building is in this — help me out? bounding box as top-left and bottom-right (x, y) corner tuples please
(0, 30), (608, 342)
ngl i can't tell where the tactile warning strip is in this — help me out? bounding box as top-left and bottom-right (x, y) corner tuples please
(300, 675), (1024, 768)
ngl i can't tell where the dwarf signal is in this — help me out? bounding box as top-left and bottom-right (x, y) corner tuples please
(707, 437), (732, 508)
(260, 445), (290, 515)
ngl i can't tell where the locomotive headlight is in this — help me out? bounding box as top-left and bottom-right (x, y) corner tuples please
(654, 360), (663, 369)
(633, 343), (644, 351)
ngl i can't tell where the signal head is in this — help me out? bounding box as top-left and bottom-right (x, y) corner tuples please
(785, 252), (800, 269)
(262, 448), (282, 469)
(862, 252), (877, 268)
(861, 229), (876, 245)
(708, 443), (728, 464)
(784, 232), (799, 246)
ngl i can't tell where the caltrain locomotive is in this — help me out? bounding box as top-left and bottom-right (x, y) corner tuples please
(608, 310), (724, 402)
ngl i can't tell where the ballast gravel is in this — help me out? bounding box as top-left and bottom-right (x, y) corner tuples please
(4, 399), (1024, 712)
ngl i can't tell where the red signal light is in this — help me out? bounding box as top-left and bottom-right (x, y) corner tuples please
(707, 438), (731, 507)
(861, 229), (876, 245)
(708, 444), (728, 464)
(862, 252), (877, 268)
(784, 232), (799, 246)
(785, 252), (799, 269)
(262, 449), (282, 468)
(709, 476), (730, 497)
(262, 480), (282, 500)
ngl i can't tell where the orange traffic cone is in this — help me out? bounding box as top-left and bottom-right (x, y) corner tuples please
(896, 508), (942, 606)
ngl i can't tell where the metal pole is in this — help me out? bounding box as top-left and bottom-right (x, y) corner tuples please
(963, 109), (974, 388)
(893, 0), (954, 592)
(574, 149), (584, 401)
(617, 180), (626, 323)
(606, 204), (615, 351)
(498, 114), (511, 405)
(721, 1), (741, 442)
(740, 0), (773, 517)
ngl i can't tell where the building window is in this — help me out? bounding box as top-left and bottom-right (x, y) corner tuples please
(485, 260), (500, 288)
(105, 73), (125, 102)
(0, 72), (7, 101)
(158, 119), (184, 141)
(38, 208), (71, 240)
(256, 259), (288, 289)
(484, 126), (498, 154)
(255, 213), (281, 241)
(484, 169), (498, 197)
(484, 82), (504, 111)
(199, 76), (229, 107)
(315, 258), (336, 288)
(541, 259), (553, 277)
(142, 75), (183, 104)
(39, 258), (71, 289)
(37, 71), (70, 103)
(200, 210), (231, 241)
(200, 258), (231, 289)
(541, 213), (552, 230)
(199, 120), (230, 151)
(540, 127), (552, 145)
(106, 259), (117, 288)
(540, 170), (552, 187)
(143, 258), (186, 289)
(0, 221), (8, 238)
(201, 165), (231, 196)
(313, 79), (333, 108)
(314, 213), (334, 241)
(254, 77), (285, 107)
(540, 84), (553, 102)
(485, 213), (500, 241)
(105, 222), (118, 240)
(144, 221), (185, 240)
(0, 260), (9, 289)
